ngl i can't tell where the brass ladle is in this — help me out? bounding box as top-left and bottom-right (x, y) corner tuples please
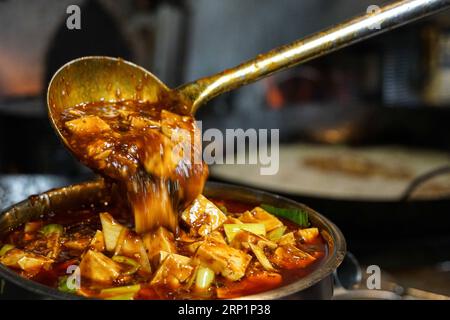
(48, 0), (450, 151)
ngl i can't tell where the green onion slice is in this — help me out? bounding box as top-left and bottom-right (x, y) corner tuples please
(261, 204), (309, 228)
(195, 266), (215, 290)
(101, 284), (141, 300)
(57, 275), (77, 293)
(39, 224), (63, 236)
(0, 244), (15, 256)
(223, 223), (266, 242)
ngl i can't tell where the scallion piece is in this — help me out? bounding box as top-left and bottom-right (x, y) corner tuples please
(195, 266), (215, 290)
(267, 226), (287, 242)
(57, 276), (77, 293)
(39, 224), (63, 236)
(0, 244), (14, 256)
(217, 205), (228, 215)
(223, 223), (266, 242)
(100, 284), (141, 300)
(261, 204), (309, 228)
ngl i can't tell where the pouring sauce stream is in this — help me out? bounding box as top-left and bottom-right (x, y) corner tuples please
(59, 100), (208, 234)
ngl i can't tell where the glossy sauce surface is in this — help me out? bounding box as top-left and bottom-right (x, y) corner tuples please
(1, 198), (327, 299)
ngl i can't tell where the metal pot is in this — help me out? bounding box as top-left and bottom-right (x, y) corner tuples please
(0, 180), (346, 300)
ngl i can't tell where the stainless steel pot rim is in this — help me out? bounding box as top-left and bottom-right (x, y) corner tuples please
(0, 181), (346, 300)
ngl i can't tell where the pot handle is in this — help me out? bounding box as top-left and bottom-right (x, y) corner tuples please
(333, 252), (362, 290)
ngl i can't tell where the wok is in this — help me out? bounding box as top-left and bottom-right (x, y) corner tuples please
(0, 181), (345, 300)
(211, 167), (450, 264)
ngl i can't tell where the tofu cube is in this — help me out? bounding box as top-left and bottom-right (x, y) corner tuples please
(193, 240), (252, 281)
(150, 253), (194, 289)
(114, 229), (151, 273)
(0, 249), (53, 272)
(143, 227), (177, 267)
(65, 115), (110, 136)
(79, 250), (121, 284)
(297, 228), (319, 243)
(181, 195), (227, 236)
(271, 244), (316, 269)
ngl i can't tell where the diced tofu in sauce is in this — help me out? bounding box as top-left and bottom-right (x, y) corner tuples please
(206, 231), (227, 245)
(79, 250), (121, 284)
(229, 231), (278, 256)
(24, 233), (61, 259)
(129, 116), (160, 130)
(143, 227), (177, 267)
(185, 231), (228, 255)
(271, 244), (316, 269)
(160, 110), (193, 140)
(297, 228), (320, 243)
(192, 239), (252, 281)
(151, 253), (194, 289)
(114, 229), (151, 273)
(65, 115), (111, 136)
(181, 195), (227, 236)
(0, 249), (53, 272)
(142, 134), (181, 177)
(99, 212), (125, 252)
(88, 230), (105, 252)
(63, 237), (91, 252)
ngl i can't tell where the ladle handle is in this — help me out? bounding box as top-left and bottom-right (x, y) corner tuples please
(177, 0), (450, 113)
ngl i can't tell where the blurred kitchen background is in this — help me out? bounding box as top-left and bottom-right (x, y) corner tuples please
(0, 0), (449, 298)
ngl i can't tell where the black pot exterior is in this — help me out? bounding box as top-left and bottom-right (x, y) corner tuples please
(0, 273), (334, 300)
(0, 180), (345, 300)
